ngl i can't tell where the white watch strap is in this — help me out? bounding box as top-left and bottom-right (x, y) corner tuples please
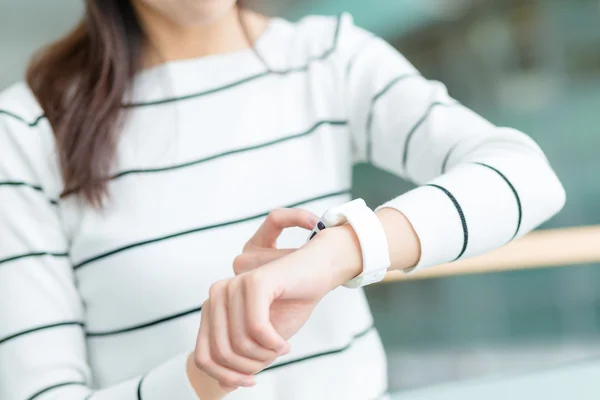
(306, 199), (391, 288)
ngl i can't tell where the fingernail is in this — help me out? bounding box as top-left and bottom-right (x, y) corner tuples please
(310, 216), (320, 226)
(241, 378), (256, 387)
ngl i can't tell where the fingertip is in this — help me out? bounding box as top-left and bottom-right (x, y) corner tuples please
(280, 343), (291, 356)
(275, 340), (289, 354)
(307, 214), (320, 229)
(241, 377), (256, 387)
(261, 334), (287, 354)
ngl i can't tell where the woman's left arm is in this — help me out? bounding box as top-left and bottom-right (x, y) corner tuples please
(195, 15), (566, 388)
(340, 13), (565, 272)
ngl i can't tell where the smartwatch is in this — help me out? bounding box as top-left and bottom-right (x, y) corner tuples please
(306, 199), (391, 288)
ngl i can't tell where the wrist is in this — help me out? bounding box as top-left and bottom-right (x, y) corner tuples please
(305, 223), (364, 289)
(305, 203), (418, 290)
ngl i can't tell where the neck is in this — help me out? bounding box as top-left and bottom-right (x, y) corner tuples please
(135, 6), (268, 68)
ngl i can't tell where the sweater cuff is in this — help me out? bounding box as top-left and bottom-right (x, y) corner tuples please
(377, 185), (465, 272)
(142, 353), (199, 400)
(376, 163), (522, 272)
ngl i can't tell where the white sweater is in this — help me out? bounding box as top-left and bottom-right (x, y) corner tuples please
(0, 13), (565, 400)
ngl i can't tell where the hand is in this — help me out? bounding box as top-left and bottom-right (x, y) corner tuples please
(191, 208), (321, 390)
(232, 208), (319, 275)
(188, 208), (419, 395)
(193, 224), (364, 389)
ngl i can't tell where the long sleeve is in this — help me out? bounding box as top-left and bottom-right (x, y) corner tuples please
(0, 88), (199, 400)
(340, 14), (566, 271)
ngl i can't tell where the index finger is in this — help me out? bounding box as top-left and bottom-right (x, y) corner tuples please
(244, 208), (319, 250)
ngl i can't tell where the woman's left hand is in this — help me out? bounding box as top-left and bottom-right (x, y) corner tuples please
(193, 224), (364, 389)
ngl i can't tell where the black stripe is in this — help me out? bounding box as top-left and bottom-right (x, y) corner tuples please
(441, 141), (492, 175)
(441, 142), (460, 174)
(261, 325), (374, 373)
(317, 13), (343, 63)
(111, 120), (347, 181)
(87, 305), (202, 337)
(26, 381), (85, 400)
(136, 376), (145, 400)
(442, 143), (549, 176)
(345, 34), (376, 79)
(402, 101), (458, 172)
(0, 110), (46, 127)
(125, 71), (269, 107)
(0, 251), (69, 267)
(74, 190), (351, 270)
(365, 74), (420, 162)
(426, 184), (469, 260)
(124, 15), (343, 108)
(0, 321), (84, 346)
(0, 181), (43, 192)
(0, 181), (59, 205)
(474, 162), (522, 240)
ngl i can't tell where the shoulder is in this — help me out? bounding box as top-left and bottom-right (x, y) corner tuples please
(0, 82), (59, 187)
(264, 13), (375, 69)
(0, 82), (52, 150)
(0, 82), (46, 128)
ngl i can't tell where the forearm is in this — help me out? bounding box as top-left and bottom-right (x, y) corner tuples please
(311, 153), (565, 287)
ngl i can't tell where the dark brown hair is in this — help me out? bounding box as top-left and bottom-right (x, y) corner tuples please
(27, 0), (250, 207)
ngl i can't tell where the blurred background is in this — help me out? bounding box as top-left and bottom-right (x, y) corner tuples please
(2, 0), (599, 397)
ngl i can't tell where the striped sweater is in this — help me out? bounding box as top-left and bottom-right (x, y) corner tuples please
(0, 13), (565, 400)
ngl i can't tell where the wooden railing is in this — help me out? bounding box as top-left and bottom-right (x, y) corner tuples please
(383, 226), (600, 282)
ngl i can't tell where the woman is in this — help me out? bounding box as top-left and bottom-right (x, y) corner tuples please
(0, 0), (565, 399)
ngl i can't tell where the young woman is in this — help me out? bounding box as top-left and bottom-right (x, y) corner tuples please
(0, 0), (565, 399)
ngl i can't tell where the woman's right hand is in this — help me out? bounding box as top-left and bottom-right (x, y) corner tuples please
(193, 220), (363, 391)
(188, 208), (320, 394)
